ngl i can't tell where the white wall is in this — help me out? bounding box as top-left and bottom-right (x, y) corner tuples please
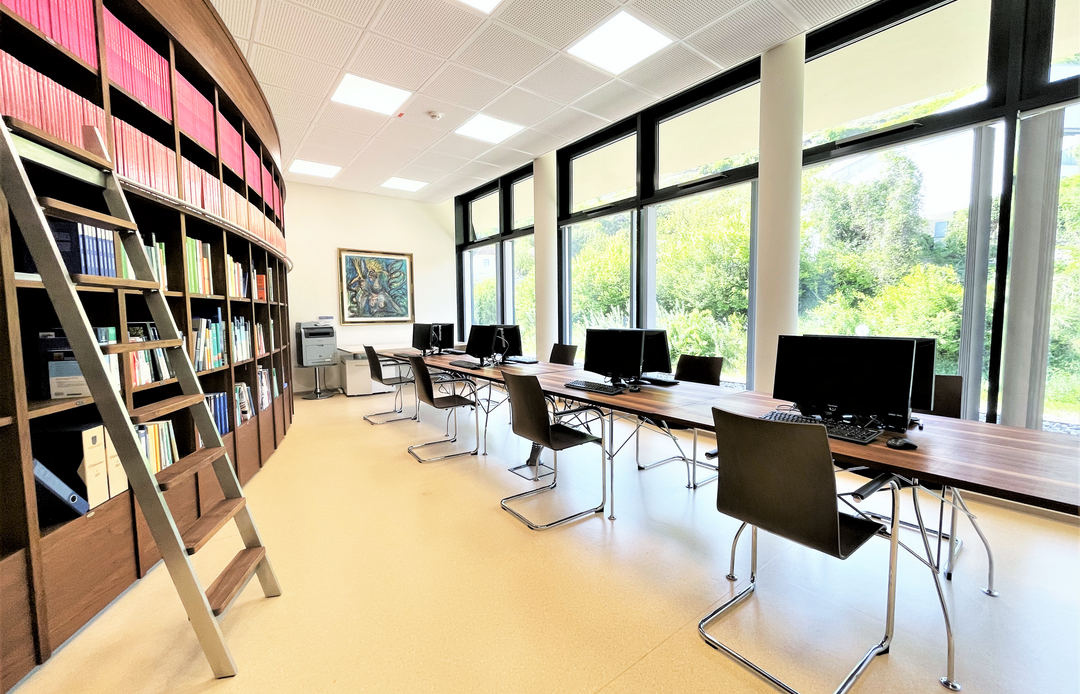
(284, 182), (456, 391)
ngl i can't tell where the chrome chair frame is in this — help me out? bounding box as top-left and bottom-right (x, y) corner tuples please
(407, 371), (481, 463)
(362, 348), (416, 425)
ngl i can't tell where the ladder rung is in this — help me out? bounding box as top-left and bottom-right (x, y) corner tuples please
(129, 394), (204, 424)
(3, 115), (113, 170)
(156, 446), (226, 490)
(38, 197), (138, 232)
(70, 274), (161, 290)
(102, 338), (183, 354)
(181, 497), (246, 555)
(206, 547), (266, 616)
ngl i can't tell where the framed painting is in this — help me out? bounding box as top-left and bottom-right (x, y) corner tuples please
(338, 249), (415, 324)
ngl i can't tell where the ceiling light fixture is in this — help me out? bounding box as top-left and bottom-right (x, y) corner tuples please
(331, 74), (412, 115)
(568, 11), (672, 74)
(457, 0), (503, 13)
(381, 177), (428, 192)
(454, 114), (524, 144)
(288, 159), (341, 178)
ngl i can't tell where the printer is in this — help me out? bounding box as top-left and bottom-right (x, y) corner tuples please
(295, 322), (336, 367)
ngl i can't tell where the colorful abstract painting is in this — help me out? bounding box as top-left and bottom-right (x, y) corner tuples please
(338, 249), (414, 324)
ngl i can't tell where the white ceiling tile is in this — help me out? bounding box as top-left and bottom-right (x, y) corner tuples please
(393, 164), (448, 183)
(497, 0), (616, 49)
(276, 116), (312, 145)
(430, 133), (495, 159)
(533, 107), (608, 141)
(455, 24), (555, 83)
(255, 0), (360, 65)
(786, 0), (874, 27)
(347, 35), (444, 91)
(456, 160), (503, 179)
(422, 64), (509, 110)
(628, 0), (743, 39)
(412, 150), (470, 171)
(377, 119), (446, 148)
(687, 0), (801, 67)
(622, 43), (717, 96)
(210, 0), (257, 40)
(397, 94), (474, 131)
(360, 137), (425, 163)
(476, 146), (532, 169)
(248, 44), (340, 96)
(520, 55), (610, 103)
(572, 80), (654, 121)
(501, 127), (566, 156)
(337, 158), (401, 182)
(288, 0), (381, 27)
(304, 125), (372, 151)
(318, 102), (391, 135)
(371, 0), (485, 57)
(481, 88), (560, 126)
(262, 84), (324, 122)
(332, 178), (379, 193)
(295, 141), (360, 166)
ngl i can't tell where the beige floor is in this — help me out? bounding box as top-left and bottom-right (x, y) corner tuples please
(12, 392), (1080, 694)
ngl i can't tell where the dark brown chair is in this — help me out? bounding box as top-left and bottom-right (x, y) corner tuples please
(362, 345), (415, 424)
(406, 355), (479, 463)
(548, 343), (578, 365)
(500, 373), (608, 530)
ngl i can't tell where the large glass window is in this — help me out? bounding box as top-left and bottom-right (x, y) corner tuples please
(464, 245), (498, 326)
(504, 235), (536, 355)
(564, 211), (633, 347)
(658, 86), (760, 189)
(803, 0), (991, 147)
(571, 135), (637, 213)
(513, 177), (534, 229)
(1051, 0), (1080, 81)
(470, 191), (499, 240)
(649, 184), (753, 385)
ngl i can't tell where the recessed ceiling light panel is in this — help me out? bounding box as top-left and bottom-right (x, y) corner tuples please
(457, 0), (502, 13)
(332, 74), (412, 115)
(454, 114), (524, 144)
(288, 159), (341, 178)
(568, 11), (672, 75)
(381, 177), (428, 192)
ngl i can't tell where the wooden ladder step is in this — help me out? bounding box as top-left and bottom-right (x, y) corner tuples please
(38, 197), (138, 231)
(181, 497), (246, 555)
(129, 394), (204, 424)
(102, 338), (184, 354)
(70, 274), (161, 290)
(4, 115), (113, 170)
(156, 446), (225, 490)
(206, 547), (266, 616)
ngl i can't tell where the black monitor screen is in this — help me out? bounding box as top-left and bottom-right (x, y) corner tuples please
(411, 323), (432, 351)
(583, 329), (645, 384)
(494, 325), (523, 358)
(805, 334), (936, 411)
(642, 330), (671, 373)
(430, 323), (455, 351)
(465, 325), (498, 360)
(773, 335), (915, 423)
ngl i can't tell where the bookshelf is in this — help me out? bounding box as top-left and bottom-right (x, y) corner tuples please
(0, 0), (293, 689)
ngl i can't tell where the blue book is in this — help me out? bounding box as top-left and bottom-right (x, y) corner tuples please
(34, 459), (89, 520)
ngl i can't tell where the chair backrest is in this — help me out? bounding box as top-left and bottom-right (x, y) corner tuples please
(675, 354), (724, 385)
(408, 356), (437, 407)
(364, 345), (385, 384)
(913, 374), (962, 419)
(549, 343), (578, 366)
(502, 372), (553, 448)
(712, 408), (845, 559)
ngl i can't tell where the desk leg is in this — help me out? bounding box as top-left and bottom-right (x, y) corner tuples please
(953, 491), (998, 597)
(912, 488), (961, 691)
(608, 410), (616, 520)
(945, 487), (961, 580)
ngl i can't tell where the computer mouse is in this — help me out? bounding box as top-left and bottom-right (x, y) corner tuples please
(886, 437), (917, 450)
(627, 385), (641, 392)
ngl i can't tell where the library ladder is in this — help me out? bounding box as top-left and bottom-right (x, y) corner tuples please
(0, 117), (281, 678)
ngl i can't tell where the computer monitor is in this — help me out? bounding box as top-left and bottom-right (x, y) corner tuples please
(641, 330), (672, 374)
(411, 323), (432, 353)
(806, 334), (936, 411)
(583, 329), (645, 385)
(493, 325), (523, 359)
(430, 323), (455, 353)
(465, 324), (498, 361)
(773, 334), (916, 429)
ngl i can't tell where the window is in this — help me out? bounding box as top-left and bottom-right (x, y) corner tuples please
(571, 135), (637, 213)
(564, 211), (633, 347)
(648, 184), (753, 384)
(465, 245), (498, 326)
(658, 85), (760, 189)
(803, 0), (991, 147)
(470, 191), (499, 240)
(1050, 0), (1080, 81)
(512, 177), (534, 229)
(504, 235), (536, 355)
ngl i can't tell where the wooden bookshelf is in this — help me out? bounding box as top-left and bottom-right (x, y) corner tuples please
(0, 0), (294, 689)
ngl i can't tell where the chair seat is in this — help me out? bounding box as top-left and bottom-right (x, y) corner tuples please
(837, 512), (883, 559)
(432, 394), (475, 410)
(549, 423), (601, 451)
(379, 376), (413, 386)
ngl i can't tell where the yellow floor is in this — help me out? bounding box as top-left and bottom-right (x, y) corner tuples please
(13, 393), (1080, 693)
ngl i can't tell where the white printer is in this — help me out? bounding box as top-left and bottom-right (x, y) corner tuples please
(295, 322), (336, 399)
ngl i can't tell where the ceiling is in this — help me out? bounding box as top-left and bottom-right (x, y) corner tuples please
(210, 0), (873, 204)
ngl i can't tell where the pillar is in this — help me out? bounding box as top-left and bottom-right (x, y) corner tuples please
(533, 151), (558, 361)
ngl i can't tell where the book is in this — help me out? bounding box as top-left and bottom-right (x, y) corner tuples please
(103, 9), (171, 120)
(230, 315), (252, 363)
(111, 116), (178, 196)
(38, 327), (120, 397)
(257, 367), (271, 410)
(0, 0), (99, 67)
(32, 423), (108, 509)
(234, 381), (254, 425)
(176, 73), (215, 154)
(34, 459), (89, 524)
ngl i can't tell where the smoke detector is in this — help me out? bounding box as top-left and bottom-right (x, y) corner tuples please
(428, 111), (444, 121)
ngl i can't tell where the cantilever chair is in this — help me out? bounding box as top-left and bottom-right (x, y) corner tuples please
(549, 343), (578, 365)
(362, 345), (416, 424)
(500, 372), (607, 530)
(635, 354), (724, 488)
(699, 408), (905, 694)
(406, 355), (479, 463)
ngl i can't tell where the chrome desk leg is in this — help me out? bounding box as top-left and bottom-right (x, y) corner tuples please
(608, 410), (616, 520)
(912, 487), (961, 691)
(944, 487), (962, 580)
(953, 490), (998, 597)
(687, 428), (718, 489)
(726, 522), (747, 581)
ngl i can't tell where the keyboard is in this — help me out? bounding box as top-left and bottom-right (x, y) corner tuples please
(504, 356), (538, 364)
(565, 380), (626, 395)
(441, 349), (465, 355)
(640, 372), (679, 386)
(449, 359), (483, 370)
(393, 352), (417, 359)
(760, 410), (882, 445)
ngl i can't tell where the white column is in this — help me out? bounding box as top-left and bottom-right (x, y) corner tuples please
(752, 34), (805, 392)
(1001, 109), (1064, 429)
(533, 151), (558, 360)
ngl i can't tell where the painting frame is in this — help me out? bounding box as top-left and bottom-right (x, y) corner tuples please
(338, 248), (415, 324)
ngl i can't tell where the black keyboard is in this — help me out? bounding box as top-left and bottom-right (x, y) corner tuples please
(760, 410), (882, 445)
(449, 359), (483, 369)
(441, 349), (465, 355)
(504, 356), (538, 364)
(393, 352), (416, 359)
(640, 372), (679, 386)
(565, 380), (626, 395)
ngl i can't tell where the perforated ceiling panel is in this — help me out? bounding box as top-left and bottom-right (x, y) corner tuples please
(481, 88), (561, 126)
(392, 163), (447, 184)
(397, 95), (474, 131)
(457, 160), (503, 180)
(303, 125), (372, 152)
(412, 150), (470, 172)
(213, 0), (257, 40)
(287, 0), (381, 27)
(497, 0), (616, 49)
(520, 55), (610, 103)
(318, 102), (391, 135)
(370, 0), (484, 57)
(534, 107), (609, 141)
(687, 0), (801, 67)
(476, 147), (533, 169)
(786, 0), (873, 26)
(296, 141), (364, 166)
(255, 0), (360, 65)
(629, 0), (743, 38)
(573, 80), (654, 121)
(348, 35), (444, 90)
(378, 119), (446, 148)
(422, 64), (509, 110)
(248, 44), (341, 97)
(359, 137), (425, 164)
(455, 23), (555, 83)
(430, 133), (496, 160)
(501, 127), (567, 156)
(622, 43), (717, 96)
(262, 84), (323, 122)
